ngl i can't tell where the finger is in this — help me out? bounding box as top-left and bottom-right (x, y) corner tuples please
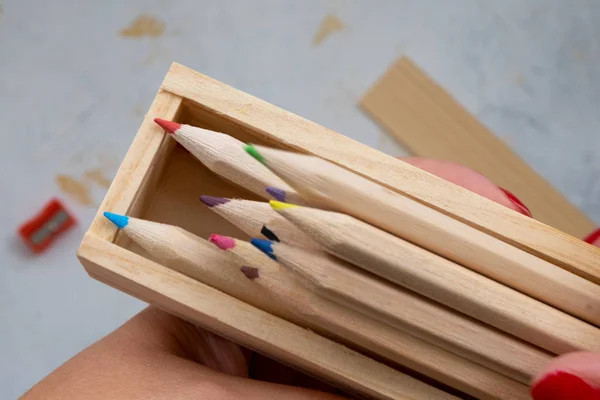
(135, 308), (343, 393)
(583, 229), (600, 246)
(402, 158), (600, 248)
(402, 159), (600, 397)
(147, 308), (345, 395)
(401, 157), (532, 217)
(120, 307), (250, 378)
(530, 351), (600, 399)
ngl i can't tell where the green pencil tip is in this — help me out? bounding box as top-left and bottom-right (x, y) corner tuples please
(245, 144), (265, 164)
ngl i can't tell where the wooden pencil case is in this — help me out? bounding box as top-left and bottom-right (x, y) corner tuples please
(77, 63), (599, 399)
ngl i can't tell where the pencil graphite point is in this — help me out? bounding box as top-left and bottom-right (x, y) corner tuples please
(154, 118), (181, 134)
(251, 238), (276, 260)
(103, 212), (129, 229)
(240, 266), (260, 280)
(260, 225), (280, 242)
(266, 187), (286, 202)
(200, 195), (230, 208)
(244, 144), (265, 164)
(209, 234), (236, 250)
(269, 200), (299, 211)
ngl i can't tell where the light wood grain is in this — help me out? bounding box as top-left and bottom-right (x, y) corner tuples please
(88, 90), (182, 243)
(164, 123), (305, 202)
(215, 236), (529, 400)
(110, 217), (528, 399)
(108, 216), (528, 399)
(257, 146), (600, 327)
(262, 240), (551, 384)
(361, 57), (595, 239)
(78, 235), (445, 400)
(160, 62), (600, 284)
(275, 204), (600, 355)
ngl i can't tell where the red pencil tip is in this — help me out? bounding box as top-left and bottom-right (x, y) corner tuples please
(154, 118), (181, 134)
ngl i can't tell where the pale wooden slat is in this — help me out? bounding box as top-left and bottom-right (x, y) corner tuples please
(87, 90), (183, 242)
(360, 56), (595, 240)
(260, 240), (551, 384)
(77, 235), (455, 400)
(113, 216), (529, 399)
(273, 204), (600, 356)
(253, 146), (600, 329)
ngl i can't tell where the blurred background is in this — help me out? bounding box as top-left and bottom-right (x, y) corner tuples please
(1, 0), (600, 397)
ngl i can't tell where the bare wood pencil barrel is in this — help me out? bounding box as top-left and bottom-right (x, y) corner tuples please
(78, 62), (600, 399)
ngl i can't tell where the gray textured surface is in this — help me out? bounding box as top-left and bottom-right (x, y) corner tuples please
(1, 0), (599, 397)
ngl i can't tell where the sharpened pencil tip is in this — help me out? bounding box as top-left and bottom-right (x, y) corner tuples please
(200, 195), (230, 208)
(241, 266), (260, 280)
(266, 187), (286, 202)
(154, 118), (181, 134)
(245, 144), (265, 164)
(260, 225), (280, 242)
(251, 238), (276, 260)
(103, 212), (129, 229)
(209, 234), (236, 250)
(269, 200), (299, 211)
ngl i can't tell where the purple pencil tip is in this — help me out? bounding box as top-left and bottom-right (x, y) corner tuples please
(266, 187), (286, 202)
(200, 195), (230, 208)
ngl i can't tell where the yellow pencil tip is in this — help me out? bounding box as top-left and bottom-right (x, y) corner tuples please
(269, 200), (299, 211)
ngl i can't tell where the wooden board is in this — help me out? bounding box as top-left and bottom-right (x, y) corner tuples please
(360, 56), (595, 240)
(87, 89), (183, 244)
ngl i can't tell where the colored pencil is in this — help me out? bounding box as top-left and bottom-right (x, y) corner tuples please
(270, 202), (600, 356)
(209, 234), (530, 399)
(199, 196), (319, 249)
(100, 213), (435, 400)
(102, 212), (274, 309)
(249, 238), (550, 383)
(154, 119), (303, 201)
(246, 145), (600, 328)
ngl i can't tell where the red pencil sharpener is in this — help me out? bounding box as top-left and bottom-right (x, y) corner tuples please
(18, 199), (77, 254)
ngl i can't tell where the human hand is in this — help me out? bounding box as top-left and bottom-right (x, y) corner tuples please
(22, 158), (599, 399)
(22, 306), (347, 399)
(402, 158), (600, 400)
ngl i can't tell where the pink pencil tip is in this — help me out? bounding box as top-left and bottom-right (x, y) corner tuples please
(154, 118), (181, 134)
(209, 234), (236, 250)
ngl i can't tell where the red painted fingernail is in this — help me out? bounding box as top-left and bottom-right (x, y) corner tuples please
(499, 188), (532, 217)
(531, 371), (600, 400)
(583, 228), (600, 245)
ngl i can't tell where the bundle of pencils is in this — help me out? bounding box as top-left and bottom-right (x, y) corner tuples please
(102, 120), (600, 400)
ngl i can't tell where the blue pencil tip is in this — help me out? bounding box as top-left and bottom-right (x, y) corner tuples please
(103, 212), (129, 229)
(251, 238), (276, 260)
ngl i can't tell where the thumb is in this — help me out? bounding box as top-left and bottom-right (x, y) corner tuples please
(401, 157), (533, 217)
(531, 237), (600, 400)
(531, 351), (600, 399)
